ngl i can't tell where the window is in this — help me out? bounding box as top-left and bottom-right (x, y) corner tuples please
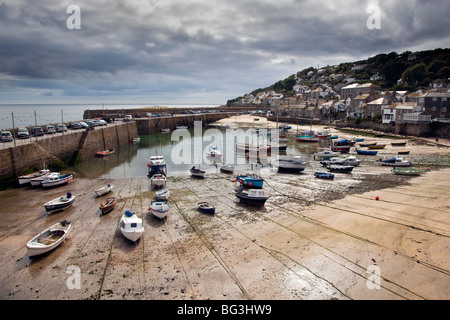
(443, 97), (447, 101)
(432, 107), (436, 111)
(131, 223), (137, 228)
(432, 97), (438, 101)
(443, 107), (447, 113)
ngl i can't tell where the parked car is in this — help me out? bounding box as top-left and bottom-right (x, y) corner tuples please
(97, 119), (107, 126)
(55, 124), (67, 132)
(44, 125), (56, 134)
(123, 115), (133, 122)
(1, 131), (13, 142)
(31, 127), (44, 136)
(68, 122), (82, 130)
(17, 127), (30, 139)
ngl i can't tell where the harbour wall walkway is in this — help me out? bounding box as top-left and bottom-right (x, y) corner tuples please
(0, 122), (138, 181)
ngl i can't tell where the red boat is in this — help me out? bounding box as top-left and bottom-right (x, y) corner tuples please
(96, 148), (115, 157)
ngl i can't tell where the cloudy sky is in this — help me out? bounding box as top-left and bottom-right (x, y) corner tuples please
(0, 0), (449, 105)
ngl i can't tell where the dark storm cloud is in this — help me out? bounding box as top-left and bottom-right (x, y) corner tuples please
(0, 0), (449, 103)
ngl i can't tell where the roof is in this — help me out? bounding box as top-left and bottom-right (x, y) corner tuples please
(367, 98), (389, 105)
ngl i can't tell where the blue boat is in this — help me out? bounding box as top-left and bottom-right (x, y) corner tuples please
(314, 172), (334, 180)
(197, 202), (216, 214)
(236, 174), (264, 189)
(355, 149), (378, 155)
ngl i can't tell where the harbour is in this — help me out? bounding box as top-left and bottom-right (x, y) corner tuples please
(0, 115), (449, 300)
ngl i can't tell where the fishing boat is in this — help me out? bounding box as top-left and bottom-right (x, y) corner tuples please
(95, 183), (114, 197)
(326, 164), (354, 173)
(44, 192), (76, 214)
(398, 150), (410, 155)
(367, 144), (386, 149)
(327, 135), (339, 139)
(190, 166), (206, 178)
(391, 142), (407, 146)
(18, 169), (50, 186)
(236, 143), (271, 153)
(147, 155), (167, 175)
(206, 146), (223, 159)
(313, 150), (340, 160)
(149, 201), (170, 219)
(99, 196), (116, 214)
(235, 188), (268, 206)
(356, 149), (378, 155)
(197, 202), (216, 214)
(342, 156), (361, 166)
(235, 174), (264, 188)
(316, 131), (331, 138)
(321, 156), (359, 167)
(26, 220), (72, 257)
(269, 142), (288, 152)
(331, 145), (351, 153)
(155, 188), (170, 200)
(131, 137), (140, 144)
(96, 148), (115, 157)
(334, 139), (355, 146)
(41, 172), (74, 188)
(220, 163), (234, 174)
(31, 171), (59, 187)
(314, 172), (334, 180)
(360, 142), (377, 147)
(296, 135), (319, 142)
(392, 168), (422, 176)
(120, 211), (144, 242)
(380, 157), (413, 167)
(272, 156), (308, 172)
(151, 173), (167, 188)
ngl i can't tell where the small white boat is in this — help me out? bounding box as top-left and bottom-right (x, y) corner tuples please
(131, 137), (140, 144)
(272, 156), (308, 171)
(41, 172), (74, 188)
(151, 173), (167, 188)
(342, 156), (361, 167)
(149, 201), (170, 219)
(156, 188), (170, 200)
(206, 146), (223, 159)
(26, 220), (72, 257)
(190, 166), (206, 178)
(147, 155), (167, 175)
(313, 150), (340, 160)
(44, 192), (76, 214)
(31, 172), (59, 187)
(18, 169), (50, 186)
(120, 211), (144, 242)
(220, 163), (234, 174)
(380, 157), (413, 167)
(95, 183), (114, 197)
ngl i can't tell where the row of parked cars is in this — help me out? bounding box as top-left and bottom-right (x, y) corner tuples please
(0, 119), (108, 142)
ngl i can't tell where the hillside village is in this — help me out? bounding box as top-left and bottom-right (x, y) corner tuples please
(228, 50), (450, 128)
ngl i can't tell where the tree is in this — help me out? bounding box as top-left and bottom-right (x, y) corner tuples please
(401, 63), (428, 85)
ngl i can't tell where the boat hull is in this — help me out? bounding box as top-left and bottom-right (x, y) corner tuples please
(356, 149), (378, 155)
(149, 201), (170, 219)
(26, 221), (72, 257)
(236, 175), (264, 188)
(235, 192), (268, 206)
(44, 195), (76, 214)
(314, 172), (334, 179)
(41, 173), (74, 188)
(99, 197), (116, 214)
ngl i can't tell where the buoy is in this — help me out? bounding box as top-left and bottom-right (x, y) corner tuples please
(249, 182), (253, 186)
(375, 196), (379, 200)
(234, 178), (237, 182)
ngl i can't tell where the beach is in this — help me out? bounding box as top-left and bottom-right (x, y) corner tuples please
(0, 115), (449, 300)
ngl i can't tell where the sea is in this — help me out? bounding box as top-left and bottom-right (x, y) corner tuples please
(0, 104), (220, 130)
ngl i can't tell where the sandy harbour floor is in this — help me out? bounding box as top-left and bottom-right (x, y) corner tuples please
(0, 115), (449, 300)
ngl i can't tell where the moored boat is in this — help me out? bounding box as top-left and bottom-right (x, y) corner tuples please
(235, 188), (268, 206)
(197, 201), (216, 214)
(391, 142), (407, 146)
(190, 166), (206, 178)
(220, 163), (234, 174)
(151, 173), (167, 188)
(321, 156), (359, 167)
(26, 220), (72, 257)
(331, 145), (351, 153)
(155, 188), (170, 200)
(296, 135), (319, 142)
(18, 169), (50, 186)
(272, 156), (308, 171)
(313, 149), (340, 160)
(41, 172), (74, 188)
(235, 174), (264, 188)
(31, 171), (59, 187)
(356, 149), (378, 155)
(96, 148), (115, 157)
(206, 146), (223, 159)
(99, 196), (117, 214)
(392, 168), (422, 176)
(398, 150), (410, 155)
(314, 172), (334, 180)
(120, 211), (144, 242)
(326, 164), (354, 173)
(44, 193), (76, 214)
(95, 183), (114, 197)
(380, 157), (413, 167)
(149, 201), (170, 219)
(367, 144), (386, 149)
(147, 155), (167, 176)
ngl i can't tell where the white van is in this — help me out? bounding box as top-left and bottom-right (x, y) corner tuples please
(124, 115), (133, 122)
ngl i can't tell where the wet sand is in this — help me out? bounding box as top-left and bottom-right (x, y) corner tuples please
(0, 116), (449, 300)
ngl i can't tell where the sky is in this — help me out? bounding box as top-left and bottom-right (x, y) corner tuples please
(0, 0), (449, 105)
